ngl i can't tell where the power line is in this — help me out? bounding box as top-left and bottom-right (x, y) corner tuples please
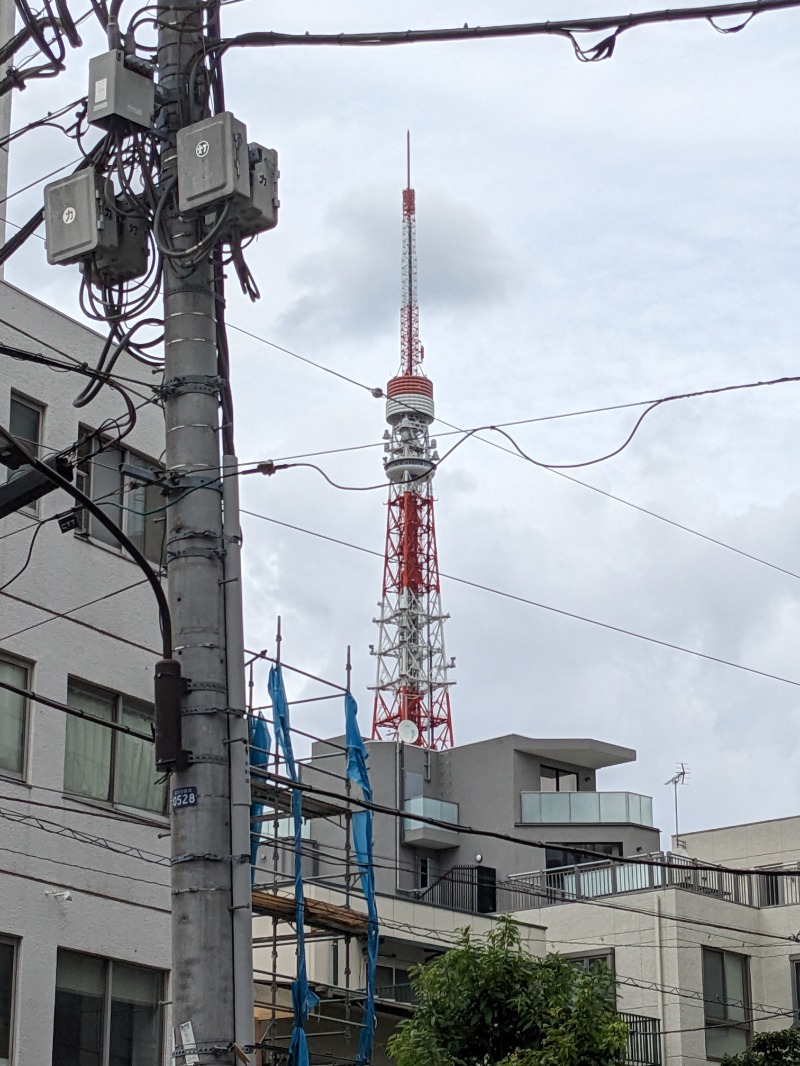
(229, 320), (800, 582)
(208, 0), (800, 61)
(0, 676), (156, 742)
(0, 579), (157, 652)
(241, 509), (800, 690)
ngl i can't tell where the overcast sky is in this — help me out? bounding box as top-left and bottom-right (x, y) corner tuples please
(5, 0), (800, 846)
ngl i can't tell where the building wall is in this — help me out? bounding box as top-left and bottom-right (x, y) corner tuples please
(517, 883), (800, 1066)
(682, 816), (800, 869)
(0, 280), (171, 1062)
(308, 733), (660, 901)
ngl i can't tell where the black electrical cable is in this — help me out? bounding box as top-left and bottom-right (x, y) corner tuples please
(0, 676), (154, 742)
(199, 0), (800, 61)
(0, 424), (172, 658)
(0, 516), (54, 593)
(241, 508), (800, 691)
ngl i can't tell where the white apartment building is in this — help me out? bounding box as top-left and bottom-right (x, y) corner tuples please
(0, 281), (172, 1063)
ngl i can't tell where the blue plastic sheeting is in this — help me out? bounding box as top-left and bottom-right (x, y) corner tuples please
(269, 663), (296, 779)
(345, 694), (378, 1064)
(345, 692), (372, 803)
(249, 713), (271, 881)
(268, 665), (319, 1066)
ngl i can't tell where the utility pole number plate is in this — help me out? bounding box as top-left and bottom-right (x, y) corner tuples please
(172, 786), (198, 810)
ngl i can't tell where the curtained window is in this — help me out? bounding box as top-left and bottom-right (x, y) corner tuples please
(0, 657), (28, 777)
(64, 679), (166, 814)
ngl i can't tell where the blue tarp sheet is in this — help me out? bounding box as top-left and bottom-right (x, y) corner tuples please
(345, 693), (378, 1064)
(268, 665), (319, 1066)
(249, 712), (271, 881)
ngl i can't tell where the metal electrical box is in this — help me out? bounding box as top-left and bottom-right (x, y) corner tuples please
(176, 112), (249, 213)
(242, 144), (279, 234)
(44, 170), (117, 265)
(88, 51), (154, 130)
(94, 206), (149, 282)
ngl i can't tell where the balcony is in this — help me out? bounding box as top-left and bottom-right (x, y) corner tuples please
(403, 797), (459, 850)
(520, 790), (654, 827)
(620, 1011), (661, 1066)
(501, 852), (800, 910)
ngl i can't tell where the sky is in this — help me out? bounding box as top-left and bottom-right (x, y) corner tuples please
(4, 0), (800, 847)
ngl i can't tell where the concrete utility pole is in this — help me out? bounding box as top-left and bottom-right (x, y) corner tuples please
(157, 1), (251, 1060)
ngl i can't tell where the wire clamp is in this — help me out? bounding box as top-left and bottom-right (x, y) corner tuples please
(167, 528), (223, 545)
(157, 374), (225, 398)
(171, 852), (240, 865)
(183, 679), (227, 695)
(187, 753), (228, 766)
(167, 545), (226, 562)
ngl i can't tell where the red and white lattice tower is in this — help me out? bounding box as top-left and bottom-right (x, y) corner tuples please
(370, 136), (455, 750)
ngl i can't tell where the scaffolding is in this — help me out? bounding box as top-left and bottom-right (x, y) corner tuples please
(246, 622), (379, 1066)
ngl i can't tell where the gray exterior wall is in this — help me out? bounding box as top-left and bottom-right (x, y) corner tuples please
(303, 733), (661, 904)
(0, 280), (171, 1062)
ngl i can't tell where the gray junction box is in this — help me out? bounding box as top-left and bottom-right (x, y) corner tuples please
(88, 51), (154, 130)
(176, 112), (250, 214)
(243, 145), (279, 234)
(44, 171), (117, 266)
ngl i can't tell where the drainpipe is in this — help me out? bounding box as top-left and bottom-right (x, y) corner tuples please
(655, 897), (667, 1065)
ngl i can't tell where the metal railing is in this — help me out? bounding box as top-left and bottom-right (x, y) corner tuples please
(503, 853), (800, 910)
(520, 790), (654, 827)
(370, 986), (660, 1065)
(375, 982), (414, 1004)
(417, 864), (498, 913)
(620, 1011), (661, 1066)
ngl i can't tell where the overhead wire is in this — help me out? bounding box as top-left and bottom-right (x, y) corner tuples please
(228, 322), (800, 583)
(196, 0), (800, 66)
(241, 509), (800, 691)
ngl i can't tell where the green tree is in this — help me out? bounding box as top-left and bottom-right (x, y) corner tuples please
(386, 916), (629, 1066)
(722, 1028), (800, 1065)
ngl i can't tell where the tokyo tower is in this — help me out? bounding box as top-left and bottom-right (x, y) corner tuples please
(370, 136), (455, 750)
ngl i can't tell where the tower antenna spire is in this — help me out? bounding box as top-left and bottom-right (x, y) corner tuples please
(369, 142), (455, 750)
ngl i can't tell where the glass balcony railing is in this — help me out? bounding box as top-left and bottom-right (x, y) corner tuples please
(520, 791), (654, 827)
(403, 796), (459, 835)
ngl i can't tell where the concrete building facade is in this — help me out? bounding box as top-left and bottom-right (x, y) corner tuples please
(0, 281), (172, 1064)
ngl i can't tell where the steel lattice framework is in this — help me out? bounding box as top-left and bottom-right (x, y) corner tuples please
(370, 140), (454, 749)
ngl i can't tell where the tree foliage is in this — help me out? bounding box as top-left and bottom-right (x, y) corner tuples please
(722, 1028), (800, 1065)
(386, 916), (629, 1066)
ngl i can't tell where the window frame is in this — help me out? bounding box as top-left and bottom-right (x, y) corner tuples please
(0, 651), (31, 782)
(0, 935), (18, 1066)
(64, 676), (166, 816)
(702, 947), (751, 1060)
(540, 765), (580, 793)
(75, 430), (167, 566)
(791, 957), (800, 1028)
(52, 947), (165, 1066)
(7, 392), (45, 514)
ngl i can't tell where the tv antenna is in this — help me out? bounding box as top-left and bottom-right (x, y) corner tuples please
(665, 763), (689, 847)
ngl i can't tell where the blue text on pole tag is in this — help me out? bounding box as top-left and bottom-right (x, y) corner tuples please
(172, 786), (198, 810)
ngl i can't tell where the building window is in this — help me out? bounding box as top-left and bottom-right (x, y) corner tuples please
(0, 656), (28, 777)
(564, 948), (615, 974)
(7, 394), (44, 512)
(702, 948), (750, 1059)
(8, 393), (42, 458)
(52, 949), (164, 1066)
(540, 766), (579, 792)
(64, 679), (166, 814)
(545, 843), (622, 869)
(791, 959), (800, 1027)
(375, 962), (414, 1004)
(76, 435), (166, 565)
(0, 938), (17, 1065)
